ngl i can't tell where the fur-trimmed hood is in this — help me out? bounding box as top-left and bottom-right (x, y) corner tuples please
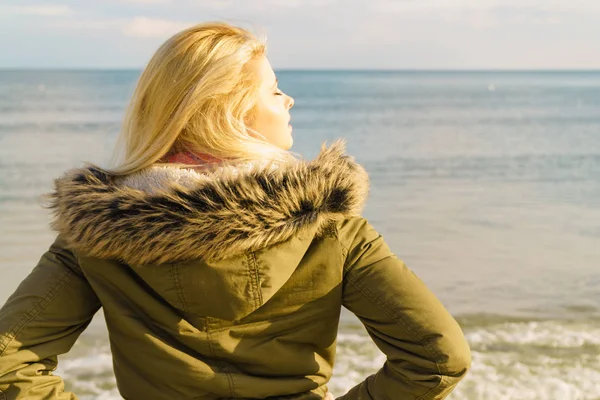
(48, 141), (369, 266)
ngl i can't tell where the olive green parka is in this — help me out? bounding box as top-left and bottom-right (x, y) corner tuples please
(0, 142), (470, 399)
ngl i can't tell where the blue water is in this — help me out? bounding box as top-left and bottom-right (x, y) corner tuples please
(1, 70), (599, 399)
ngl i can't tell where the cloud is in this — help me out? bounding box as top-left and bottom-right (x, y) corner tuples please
(50, 16), (194, 38)
(251, 0), (338, 7)
(373, 0), (600, 13)
(122, 17), (194, 38)
(51, 19), (123, 30)
(1, 4), (73, 17)
(367, 0), (577, 29)
(115, 0), (171, 4)
(183, 0), (338, 12)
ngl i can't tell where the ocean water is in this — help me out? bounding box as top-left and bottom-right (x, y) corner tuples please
(1, 69), (599, 399)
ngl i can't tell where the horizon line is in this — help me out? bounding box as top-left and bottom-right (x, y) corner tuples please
(1, 67), (600, 73)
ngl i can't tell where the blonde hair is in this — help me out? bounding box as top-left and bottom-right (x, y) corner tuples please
(107, 21), (294, 176)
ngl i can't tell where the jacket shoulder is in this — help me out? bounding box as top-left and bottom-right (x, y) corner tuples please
(335, 217), (382, 253)
(48, 235), (86, 278)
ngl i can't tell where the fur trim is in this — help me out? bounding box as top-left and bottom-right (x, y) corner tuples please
(47, 141), (369, 265)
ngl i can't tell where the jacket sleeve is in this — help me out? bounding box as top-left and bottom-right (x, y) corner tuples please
(0, 236), (101, 400)
(337, 217), (471, 400)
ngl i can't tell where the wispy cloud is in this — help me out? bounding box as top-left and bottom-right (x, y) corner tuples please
(51, 16), (194, 39)
(115, 0), (171, 4)
(373, 0), (600, 13)
(50, 18), (123, 30)
(183, 0), (338, 11)
(251, 0), (338, 7)
(0, 4), (73, 17)
(368, 0), (576, 28)
(122, 17), (194, 38)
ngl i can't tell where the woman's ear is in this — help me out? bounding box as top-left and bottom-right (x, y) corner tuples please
(244, 108), (255, 127)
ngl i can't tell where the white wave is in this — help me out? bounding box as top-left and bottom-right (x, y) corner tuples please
(467, 320), (600, 348)
(56, 345), (118, 399)
(451, 350), (600, 399)
(330, 319), (600, 399)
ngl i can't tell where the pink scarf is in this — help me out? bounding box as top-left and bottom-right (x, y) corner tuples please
(161, 151), (222, 167)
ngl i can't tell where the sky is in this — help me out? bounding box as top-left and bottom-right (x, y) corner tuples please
(1, 0), (599, 70)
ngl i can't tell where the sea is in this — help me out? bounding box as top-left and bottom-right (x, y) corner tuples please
(0, 69), (599, 399)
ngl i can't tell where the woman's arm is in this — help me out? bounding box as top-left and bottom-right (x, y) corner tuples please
(0, 237), (101, 400)
(337, 218), (471, 400)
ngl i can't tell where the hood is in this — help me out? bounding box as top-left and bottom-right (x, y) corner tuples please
(48, 140), (369, 320)
(48, 140), (369, 266)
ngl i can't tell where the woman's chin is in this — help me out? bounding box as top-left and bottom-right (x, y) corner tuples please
(282, 135), (293, 150)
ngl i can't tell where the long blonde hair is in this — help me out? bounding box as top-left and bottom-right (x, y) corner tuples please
(107, 22), (293, 176)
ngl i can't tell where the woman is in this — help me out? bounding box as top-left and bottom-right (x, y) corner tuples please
(0, 22), (470, 399)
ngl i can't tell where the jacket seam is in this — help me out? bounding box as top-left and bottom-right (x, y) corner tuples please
(345, 266), (446, 399)
(170, 264), (188, 313)
(243, 255), (252, 308)
(334, 221), (348, 260)
(334, 227), (348, 274)
(245, 253), (260, 309)
(0, 268), (75, 357)
(337, 236), (349, 262)
(250, 252), (263, 306)
(340, 244), (349, 265)
(204, 321), (236, 397)
(205, 318), (216, 355)
(226, 371), (235, 396)
(416, 374), (448, 400)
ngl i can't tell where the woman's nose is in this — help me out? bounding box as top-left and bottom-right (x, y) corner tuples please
(287, 96), (294, 109)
